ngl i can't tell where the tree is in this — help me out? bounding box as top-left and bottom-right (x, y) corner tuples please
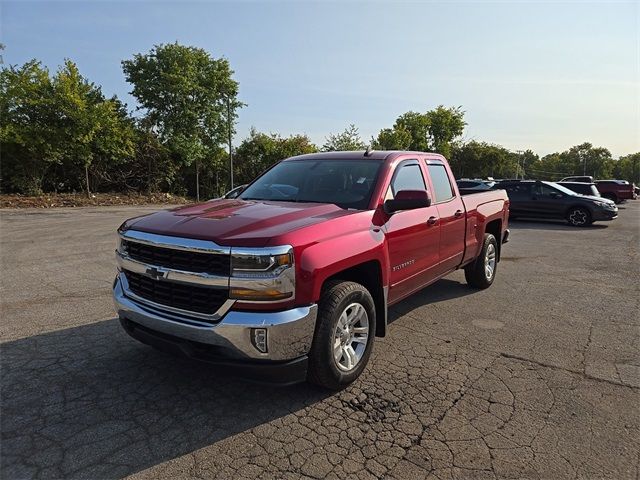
(449, 141), (518, 179)
(322, 124), (366, 151)
(614, 153), (639, 184)
(424, 105), (466, 158)
(234, 128), (317, 184)
(393, 111), (431, 151)
(372, 106), (466, 156)
(536, 143), (613, 180)
(52, 60), (135, 195)
(371, 126), (412, 150)
(122, 42), (242, 200)
(0, 60), (60, 194)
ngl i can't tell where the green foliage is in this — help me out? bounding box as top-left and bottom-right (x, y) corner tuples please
(425, 106), (466, 159)
(373, 106), (465, 157)
(0, 59), (136, 194)
(122, 43), (242, 170)
(535, 143), (613, 180)
(51, 60), (135, 194)
(322, 124), (366, 152)
(613, 153), (640, 184)
(2, 48), (638, 197)
(450, 141), (519, 179)
(234, 128), (318, 184)
(371, 126), (412, 150)
(0, 60), (59, 194)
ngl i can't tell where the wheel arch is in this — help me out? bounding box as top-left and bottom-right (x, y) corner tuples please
(564, 203), (593, 218)
(322, 260), (387, 338)
(485, 219), (503, 262)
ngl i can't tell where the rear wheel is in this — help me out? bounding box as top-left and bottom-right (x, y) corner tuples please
(567, 207), (592, 227)
(307, 281), (376, 390)
(602, 192), (618, 203)
(465, 233), (498, 289)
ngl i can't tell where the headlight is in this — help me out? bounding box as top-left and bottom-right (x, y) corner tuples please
(594, 201), (614, 209)
(230, 246), (295, 301)
(231, 250), (292, 277)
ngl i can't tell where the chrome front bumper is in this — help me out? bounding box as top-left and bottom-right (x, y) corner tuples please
(113, 274), (318, 361)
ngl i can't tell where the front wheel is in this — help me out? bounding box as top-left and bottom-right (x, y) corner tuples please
(567, 207), (592, 227)
(307, 281), (376, 390)
(465, 233), (498, 289)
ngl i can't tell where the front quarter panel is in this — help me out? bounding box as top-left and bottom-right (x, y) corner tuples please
(296, 225), (388, 305)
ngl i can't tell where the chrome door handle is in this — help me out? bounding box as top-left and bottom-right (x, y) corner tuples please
(454, 209), (463, 218)
(427, 216), (438, 225)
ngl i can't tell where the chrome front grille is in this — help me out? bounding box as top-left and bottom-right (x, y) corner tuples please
(117, 230), (234, 322)
(123, 240), (231, 276)
(124, 270), (228, 315)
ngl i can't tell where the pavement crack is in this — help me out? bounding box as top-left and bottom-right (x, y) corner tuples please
(499, 352), (639, 389)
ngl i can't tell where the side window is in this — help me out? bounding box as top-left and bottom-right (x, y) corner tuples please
(391, 163), (426, 196)
(427, 164), (455, 203)
(533, 184), (559, 198)
(504, 183), (532, 199)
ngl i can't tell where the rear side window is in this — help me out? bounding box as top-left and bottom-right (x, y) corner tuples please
(427, 164), (454, 203)
(391, 163), (426, 195)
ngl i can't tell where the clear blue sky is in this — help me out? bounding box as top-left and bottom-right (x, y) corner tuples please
(2, 0), (639, 157)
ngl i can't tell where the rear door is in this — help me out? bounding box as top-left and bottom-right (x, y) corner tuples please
(384, 160), (441, 303)
(503, 183), (533, 216)
(425, 161), (465, 273)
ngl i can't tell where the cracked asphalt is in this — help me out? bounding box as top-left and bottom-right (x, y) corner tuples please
(1, 201), (639, 479)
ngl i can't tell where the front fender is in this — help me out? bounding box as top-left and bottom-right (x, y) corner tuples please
(296, 228), (388, 305)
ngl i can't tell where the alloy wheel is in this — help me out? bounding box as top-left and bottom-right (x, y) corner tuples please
(333, 302), (369, 372)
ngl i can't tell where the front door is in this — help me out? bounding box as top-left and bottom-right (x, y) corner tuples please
(384, 161), (440, 303)
(530, 183), (567, 219)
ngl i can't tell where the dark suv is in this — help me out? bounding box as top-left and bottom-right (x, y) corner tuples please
(495, 180), (618, 226)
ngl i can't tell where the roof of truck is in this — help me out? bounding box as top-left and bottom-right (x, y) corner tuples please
(284, 150), (444, 162)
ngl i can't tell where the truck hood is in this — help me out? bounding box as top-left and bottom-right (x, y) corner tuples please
(123, 199), (357, 247)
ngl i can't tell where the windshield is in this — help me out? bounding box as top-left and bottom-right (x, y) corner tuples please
(239, 159), (383, 210)
(544, 181), (578, 196)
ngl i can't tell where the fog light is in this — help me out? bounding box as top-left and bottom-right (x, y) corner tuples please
(251, 328), (268, 353)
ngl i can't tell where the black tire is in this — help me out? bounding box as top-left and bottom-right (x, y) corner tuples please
(602, 192), (618, 203)
(307, 281), (376, 390)
(464, 233), (498, 289)
(566, 207), (592, 227)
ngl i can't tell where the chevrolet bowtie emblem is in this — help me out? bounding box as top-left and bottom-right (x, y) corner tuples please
(145, 266), (167, 280)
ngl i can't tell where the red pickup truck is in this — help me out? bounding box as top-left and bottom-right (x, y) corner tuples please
(114, 151), (509, 389)
(594, 180), (637, 203)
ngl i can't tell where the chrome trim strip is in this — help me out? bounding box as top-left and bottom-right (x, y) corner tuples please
(120, 229), (231, 255)
(116, 251), (229, 288)
(114, 275), (318, 361)
(118, 272), (235, 322)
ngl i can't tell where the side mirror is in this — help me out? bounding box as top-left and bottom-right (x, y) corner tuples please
(384, 190), (431, 214)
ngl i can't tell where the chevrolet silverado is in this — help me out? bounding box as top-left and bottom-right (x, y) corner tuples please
(114, 151), (509, 389)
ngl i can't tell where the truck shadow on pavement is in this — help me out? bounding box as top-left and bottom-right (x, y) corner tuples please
(387, 278), (476, 325)
(1, 320), (332, 479)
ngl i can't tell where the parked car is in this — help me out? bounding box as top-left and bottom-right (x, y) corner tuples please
(114, 151), (509, 389)
(495, 180), (617, 226)
(558, 181), (601, 197)
(559, 175), (594, 183)
(595, 180), (637, 203)
(456, 179), (496, 191)
(222, 184), (247, 199)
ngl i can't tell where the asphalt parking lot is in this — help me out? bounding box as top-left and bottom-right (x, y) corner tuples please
(1, 202), (639, 480)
